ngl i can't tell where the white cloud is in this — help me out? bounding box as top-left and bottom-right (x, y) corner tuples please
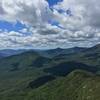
(0, 0), (51, 26)
(0, 0), (100, 49)
(19, 28), (28, 33)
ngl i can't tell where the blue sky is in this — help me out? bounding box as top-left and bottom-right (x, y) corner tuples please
(0, 21), (26, 32)
(47, 0), (63, 6)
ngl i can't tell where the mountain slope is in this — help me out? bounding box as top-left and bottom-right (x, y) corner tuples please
(0, 70), (100, 100)
(28, 70), (100, 100)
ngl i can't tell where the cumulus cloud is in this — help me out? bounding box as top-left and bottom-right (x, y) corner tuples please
(0, 0), (100, 49)
(0, 0), (49, 24)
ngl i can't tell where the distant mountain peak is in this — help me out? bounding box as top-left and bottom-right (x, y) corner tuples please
(94, 44), (100, 48)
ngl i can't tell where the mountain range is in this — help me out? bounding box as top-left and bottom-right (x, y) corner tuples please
(0, 46), (86, 58)
(0, 44), (100, 100)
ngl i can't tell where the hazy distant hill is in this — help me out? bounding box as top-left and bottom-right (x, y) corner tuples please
(0, 47), (86, 58)
(0, 49), (29, 58)
(37, 47), (86, 58)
